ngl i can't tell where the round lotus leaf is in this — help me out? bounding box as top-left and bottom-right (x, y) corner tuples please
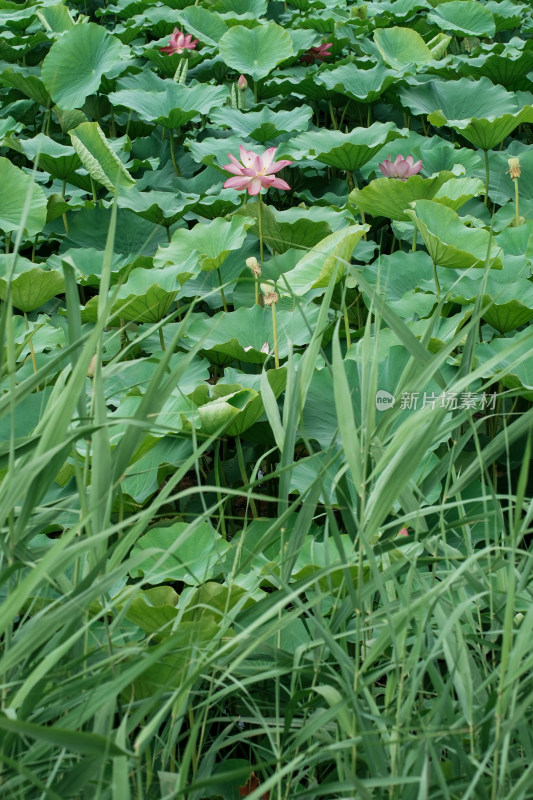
(217, 22), (295, 82)
(41, 22), (131, 110)
(428, 1), (496, 38)
(289, 122), (405, 171)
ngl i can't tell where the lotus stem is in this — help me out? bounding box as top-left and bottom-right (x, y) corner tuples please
(515, 174), (520, 227)
(343, 302), (351, 350)
(271, 301), (279, 368)
(412, 226), (417, 252)
(484, 149), (490, 207)
(432, 261), (441, 301)
(169, 129), (181, 176)
(24, 314), (37, 376)
(235, 436), (258, 519)
(257, 193), (264, 262)
(217, 267), (228, 312)
(159, 327), (166, 351)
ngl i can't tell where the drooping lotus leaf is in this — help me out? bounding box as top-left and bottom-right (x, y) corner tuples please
(399, 77), (533, 150)
(373, 26), (433, 70)
(82, 264), (184, 323)
(0, 65), (51, 107)
(432, 177), (486, 211)
(70, 122), (135, 193)
(41, 22), (132, 110)
(428, 1), (495, 38)
(349, 172), (455, 221)
(314, 62), (398, 104)
(154, 216), (254, 277)
(109, 73), (228, 129)
(0, 157), (47, 238)
(217, 22), (295, 82)
(11, 133), (81, 180)
(237, 202), (351, 254)
(283, 225), (370, 293)
(436, 262), (533, 333)
(120, 437), (193, 504)
(36, 3), (75, 33)
(208, 105), (313, 144)
(129, 521), (229, 584)
(194, 368), (286, 436)
(0, 255), (64, 312)
(116, 188), (198, 226)
(289, 122), (406, 171)
(405, 200), (503, 270)
(455, 40), (533, 91)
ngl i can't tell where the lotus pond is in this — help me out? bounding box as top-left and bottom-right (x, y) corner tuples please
(2, 0), (533, 797)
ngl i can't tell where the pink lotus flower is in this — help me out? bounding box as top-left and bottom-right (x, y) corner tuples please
(223, 146), (293, 196)
(237, 74), (248, 91)
(300, 42), (333, 65)
(160, 28), (199, 55)
(378, 154), (422, 181)
(244, 342), (269, 354)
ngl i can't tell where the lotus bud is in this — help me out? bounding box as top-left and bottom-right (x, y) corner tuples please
(238, 74), (248, 91)
(87, 354), (97, 378)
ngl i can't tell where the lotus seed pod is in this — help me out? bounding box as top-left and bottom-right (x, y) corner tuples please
(508, 157), (521, 180)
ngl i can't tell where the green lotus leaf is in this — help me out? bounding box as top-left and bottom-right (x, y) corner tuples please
(0, 256), (64, 312)
(187, 300), (321, 363)
(208, 105), (313, 144)
(212, 367), (286, 435)
(177, 5), (228, 46)
(70, 122), (135, 193)
(475, 327), (533, 400)
(289, 122), (405, 171)
(438, 262), (533, 333)
(82, 264), (183, 323)
(41, 22), (131, 110)
(374, 26), (432, 70)
(314, 62), (398, 103)
(120, 437), (193, 504)
(129, 521), (229, 585)
(116, 188), (198, 226)
(456, 41), (533, 91)
(349, 172), (455, 221)
(0, 158), (47, 238)
(361, 251), (436, 321)
(109, 73), (228, 129)
(432, 177), (486, 211)
(0, 66), (51, 107)
(405, 200), (503, 270)
(484, 0), (524, 31)
(217, 22), (295, 82)
(283, 225), (370, 293)
(154, 216), (254, 277)
(36, 4), (75, 33)
(428, 1), (495, 38)
(60, 207), (169, 257)
(12, 133), (81, 180)
(237, 202), (350, 254)
(262, 67), (331, 102)
(399, 77), (533, 150)
(125, 587), (179, 634)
